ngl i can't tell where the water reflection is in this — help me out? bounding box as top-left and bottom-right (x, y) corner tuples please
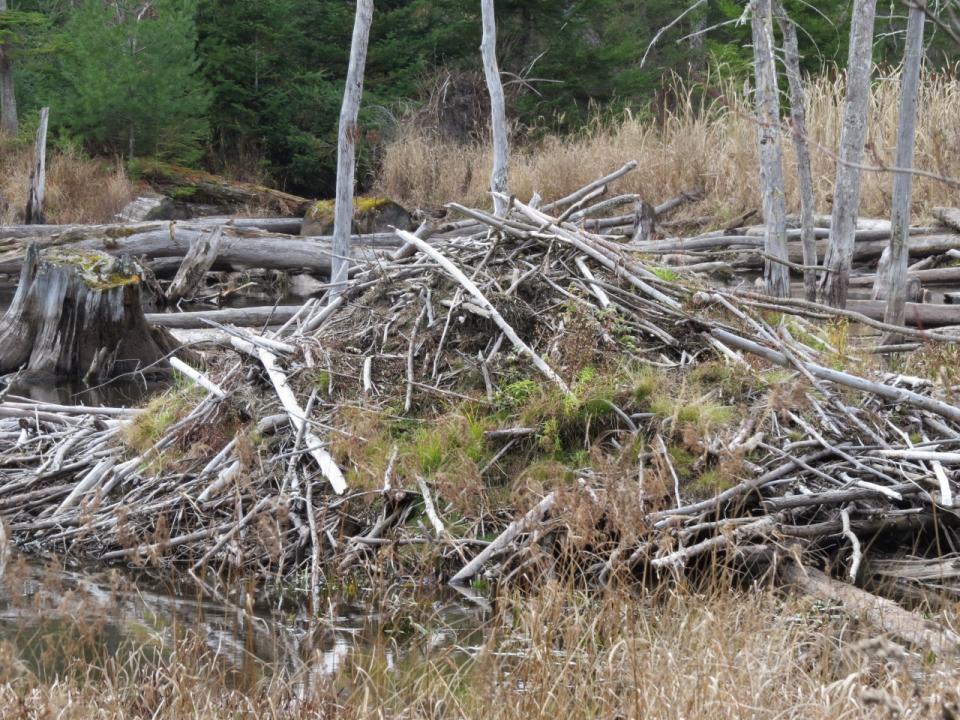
(4, 376), (171, 407)
(0, 556), (488, 693)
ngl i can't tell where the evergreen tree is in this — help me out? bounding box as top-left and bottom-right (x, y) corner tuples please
(53, 0), (208, 162)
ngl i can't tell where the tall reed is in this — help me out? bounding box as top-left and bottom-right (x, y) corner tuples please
(375, 69), (960, 225)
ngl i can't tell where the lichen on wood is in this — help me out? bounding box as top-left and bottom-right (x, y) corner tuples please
(0, 244), (181, 381)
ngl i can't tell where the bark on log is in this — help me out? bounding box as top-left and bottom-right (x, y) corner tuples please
(131, 160), (312, 216)
(818, 0), (878, 307)
(330, 0), (373, 300)
(0, 217), (302, 239)
(933, 207), (960, 233)
(145, 305), (300, 329)
(851, 265), (960, 286)
(846, 300), (960, 328)
(24, 107), (48, 225)
(0, 245), (179, 380)
(751, 0), (790, 298)
(0, 225), (401, 275)
(781, 563), (960, 656)
(725, 233), (960, 269)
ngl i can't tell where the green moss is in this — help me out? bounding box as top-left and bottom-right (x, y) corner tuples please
(495, 379), (540, 411)
(693, 468), (737, 494)
(46, 249), (141, 290)
(306, 196), (393, 221)
(651, 266), (682, 282)
(122, 386), (204, 456)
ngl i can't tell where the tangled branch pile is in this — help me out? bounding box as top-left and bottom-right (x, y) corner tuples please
(3, 165), (960, 616)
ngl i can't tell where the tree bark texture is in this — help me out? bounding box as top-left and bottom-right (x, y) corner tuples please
(481, 0), (510, 218)
(883, 6), (925, 334)
(330, 0), (373, 300)
(166, 225), (223, 303)
(0, 245), (179, 380)
(750, 0), (790, 298)
(818, 0), (877, 308)
(774, 1), (817, 301)
(0, 224), (400, 275)
(0, 0), (17, 138)
(25, 107), (48, 225)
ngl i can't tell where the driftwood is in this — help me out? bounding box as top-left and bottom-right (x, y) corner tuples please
(0, 246), (178, 380)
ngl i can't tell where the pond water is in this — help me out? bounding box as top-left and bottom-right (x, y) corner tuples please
(0, 555), (489, 693)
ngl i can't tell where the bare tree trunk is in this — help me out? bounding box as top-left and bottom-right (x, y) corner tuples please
(25, 107), (49, 225)
(750, 0), (790, 298)
(481, 0), (509, 218)
(883, 6), (926, 339)
(818, 0), (877, 308)
(329, 0), (373, 302)
(774, 1), (817, 302)
(0, 0), (17, 138)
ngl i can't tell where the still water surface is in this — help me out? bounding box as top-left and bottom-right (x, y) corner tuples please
(0, 555), (489, 691)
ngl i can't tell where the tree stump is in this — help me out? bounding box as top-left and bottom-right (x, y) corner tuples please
(0, 245), (181, 382)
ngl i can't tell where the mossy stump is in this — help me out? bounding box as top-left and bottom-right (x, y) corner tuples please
(0, 245), (180, 382)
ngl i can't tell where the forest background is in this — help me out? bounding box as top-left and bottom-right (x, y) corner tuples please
(0, 0), (957, 200)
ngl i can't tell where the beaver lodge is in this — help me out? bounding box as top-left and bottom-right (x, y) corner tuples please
(3, 162), (960, 657)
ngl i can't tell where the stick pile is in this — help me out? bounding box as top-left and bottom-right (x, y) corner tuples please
(2, 163), (960, 612)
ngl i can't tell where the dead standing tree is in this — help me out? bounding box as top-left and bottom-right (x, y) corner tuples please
(481, 0), (509, 218)
(774, 1), (818, 302)
(0, 0), (16, 137)
(883, 5), (926, 338)
(24, 106), (48, 224)
(750, 0), (790, 298)
(330, 0), (374, 302)
(819, 0), (878, 308)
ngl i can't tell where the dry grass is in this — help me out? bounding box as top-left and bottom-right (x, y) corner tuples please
(375, 68), (960, 225)
(0, 143), (133, 225)
(1, 581), (958, 719)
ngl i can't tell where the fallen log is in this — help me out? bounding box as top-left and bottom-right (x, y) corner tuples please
(0, 246), (179, 380)
(0, 217), (302, 239)
(846, 300), (960, 327)
(723, 234), (960, 269)
(933, 207), (960, 233)
(146, 305), (301, 330)
(0, 225), (402, 275)
(849, 265), (960, 286)
(781, 563), (960, 656)
(130, 160), (313, 215)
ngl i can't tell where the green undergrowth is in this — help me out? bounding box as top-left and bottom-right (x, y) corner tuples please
(330, 358), (765, 536)
(122, 384), (205, 456)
